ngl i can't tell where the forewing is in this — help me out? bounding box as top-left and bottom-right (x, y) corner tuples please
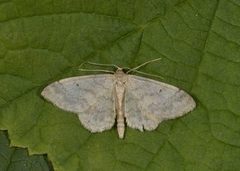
(41, 74), (116, 132)
(125, 75), (196, 131)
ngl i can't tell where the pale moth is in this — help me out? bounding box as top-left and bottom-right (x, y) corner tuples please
(41, 58), (196, 139)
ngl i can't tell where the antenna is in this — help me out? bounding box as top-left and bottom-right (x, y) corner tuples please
(79, 68), (115, 74)
(78, 58), (163, 78)
(82, 61), (120, 69)
(126, 58), (161, 73)
(79, 62), (115, 74)
(132, 70), (164, 79)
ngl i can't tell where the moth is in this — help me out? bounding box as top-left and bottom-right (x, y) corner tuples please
(41, 58), (196, 138)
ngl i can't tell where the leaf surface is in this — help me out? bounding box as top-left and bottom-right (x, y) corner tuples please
(0, 131), (51, 171)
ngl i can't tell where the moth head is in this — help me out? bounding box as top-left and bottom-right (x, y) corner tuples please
(115, 68), (128, 85)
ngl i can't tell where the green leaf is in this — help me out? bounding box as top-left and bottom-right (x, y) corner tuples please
(0, 130), (51, 171)
(0, 0), (240, 170)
